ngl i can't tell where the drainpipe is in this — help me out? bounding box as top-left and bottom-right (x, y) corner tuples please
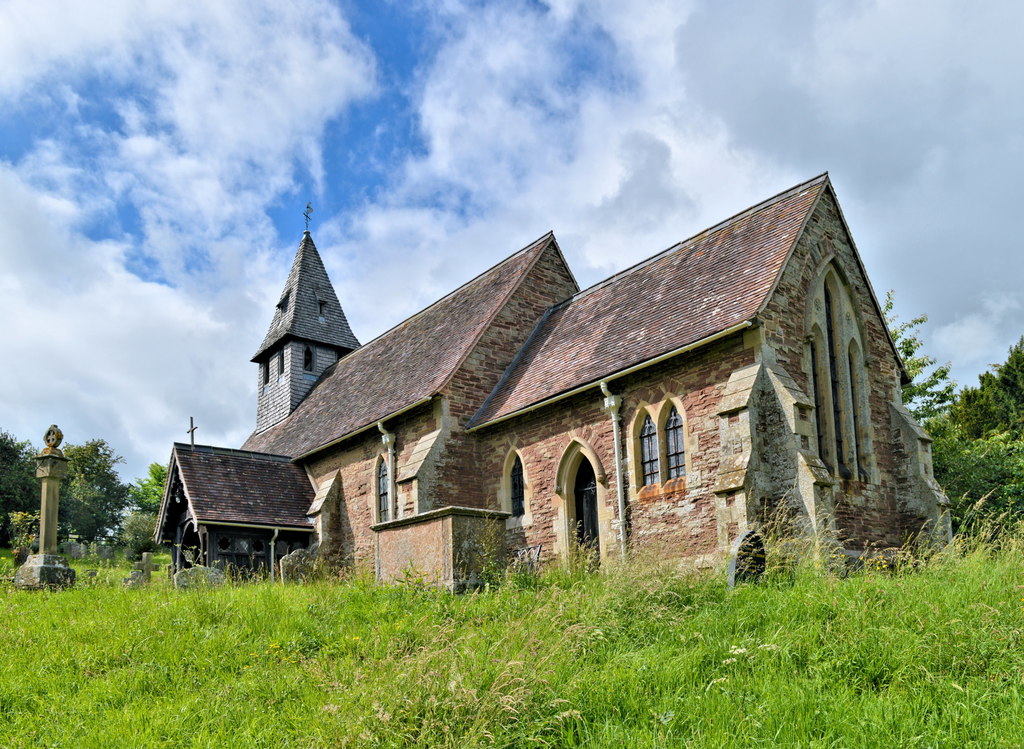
(270, 527), (280, 583)
(377, 421), (398, 519)
(600, 381), (627, 558)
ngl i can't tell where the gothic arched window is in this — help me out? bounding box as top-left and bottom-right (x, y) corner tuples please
(377, 458), (389, 522)
(640, 415), (659, 486)
(303, 345), (314, 372)
(510, 456), (525, 517)
(665, 406), (685, 479)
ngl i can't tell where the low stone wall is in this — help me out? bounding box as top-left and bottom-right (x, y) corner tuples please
(372, 506), (509, 590)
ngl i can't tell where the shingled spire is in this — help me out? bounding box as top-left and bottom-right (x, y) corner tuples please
(252, 231), (360, 433)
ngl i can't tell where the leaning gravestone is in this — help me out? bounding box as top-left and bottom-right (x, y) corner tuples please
(133, 552), (159, 583)
(727, 530), (767, 587)
(280, 548), (318, 583)
(173, 566), (226, 590)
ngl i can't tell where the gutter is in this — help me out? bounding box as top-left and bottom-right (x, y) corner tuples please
(467, 321), (754, 432)
(293, 396), (434, 462)
(202, 520), (314, 532)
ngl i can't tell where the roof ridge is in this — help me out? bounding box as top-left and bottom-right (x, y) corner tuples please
(302, 231), (557, 376)
(173, 442), (294, 463)
(561, 173), (829, 306)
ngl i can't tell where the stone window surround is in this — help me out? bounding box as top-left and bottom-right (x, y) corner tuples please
(498, 447), (533, 529)
(627, 396), (692, 499)
(804, 259), (876, 484)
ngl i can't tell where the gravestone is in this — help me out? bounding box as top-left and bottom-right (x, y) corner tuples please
(173, 566), (226, 590)
(64, 542), (86, 559)
(123, 570), (145, 588)
(280, 548), (317, 583)
(95, 545), (114, 560)
(727, 531), (767, 587)
(134, 552), (159, 583)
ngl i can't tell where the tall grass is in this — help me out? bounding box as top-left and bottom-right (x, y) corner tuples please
(1, 534), (1023, 748)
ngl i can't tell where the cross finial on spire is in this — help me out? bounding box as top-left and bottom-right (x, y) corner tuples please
(303, 202), (314, 231)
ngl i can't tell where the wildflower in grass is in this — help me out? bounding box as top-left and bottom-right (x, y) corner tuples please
(722, 657), (737, 664)
(729, 646), (747, 655)
(758, 643), (780, 651)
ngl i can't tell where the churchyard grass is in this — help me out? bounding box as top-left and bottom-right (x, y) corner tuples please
(2, 536), (1024, 748)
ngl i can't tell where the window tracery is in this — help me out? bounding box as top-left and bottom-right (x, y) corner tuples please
(665, 406), (685, 479)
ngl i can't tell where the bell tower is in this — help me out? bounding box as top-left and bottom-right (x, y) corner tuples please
(252, 231), (360, 433)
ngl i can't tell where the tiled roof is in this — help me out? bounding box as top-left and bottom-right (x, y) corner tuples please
(252, 231), (360, 361)
(172, 443), (314, 528)
(469, 175), (828, 426)
(242, 232), (559, 457)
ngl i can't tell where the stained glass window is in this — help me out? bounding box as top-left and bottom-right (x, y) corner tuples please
(640, 415), (659, 486)
(666, 407), (686, 478)
(510, 456), (525, 517)
(377, 459), (389, 522)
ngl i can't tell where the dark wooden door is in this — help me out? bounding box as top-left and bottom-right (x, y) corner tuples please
(574, 459), (599, 551)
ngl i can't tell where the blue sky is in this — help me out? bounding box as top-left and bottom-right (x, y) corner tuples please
(1, 0), (1022, 480)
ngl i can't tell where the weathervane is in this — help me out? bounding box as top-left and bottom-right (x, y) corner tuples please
(303, 202), (314, 231)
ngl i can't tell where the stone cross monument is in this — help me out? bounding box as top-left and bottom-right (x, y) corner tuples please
(14, 425), (76, 590)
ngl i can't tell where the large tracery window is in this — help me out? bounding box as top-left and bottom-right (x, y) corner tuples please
(510, 456), (525, 517)
(808, 263), (873, 482)
(640, 415), (659, 486)
(665, 406), (686, 478)
(377, 458), (389, 522)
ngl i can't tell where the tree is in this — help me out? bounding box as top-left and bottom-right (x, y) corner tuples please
(61, 439), (131, 541)
(949, 337), (1024, 438)
(129, 462), (168, 514)
(882, 291), (956, 421)
(120, 511), (159, 560)
(0, 430), (37, 546)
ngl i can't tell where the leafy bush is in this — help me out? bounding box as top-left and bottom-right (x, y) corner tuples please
(119, 511), (158, 560)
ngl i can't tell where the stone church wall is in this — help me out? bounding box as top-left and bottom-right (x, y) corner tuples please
(434, 242), (580, 511)
(304, 401), (439, 569)
(473, 333), (755, 566)
(758, 190), (942, 548)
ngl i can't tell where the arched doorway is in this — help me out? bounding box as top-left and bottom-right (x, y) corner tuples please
(574, 459), (599, 553)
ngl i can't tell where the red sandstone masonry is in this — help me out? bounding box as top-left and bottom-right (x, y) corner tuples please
(475, 334), (754, 564)
(759, 187), (915, 547)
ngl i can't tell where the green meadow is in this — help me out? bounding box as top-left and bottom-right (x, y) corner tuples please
(1, 539), (1023, 748)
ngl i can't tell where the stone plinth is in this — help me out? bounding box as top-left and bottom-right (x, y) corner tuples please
(14, 554), (76, 590)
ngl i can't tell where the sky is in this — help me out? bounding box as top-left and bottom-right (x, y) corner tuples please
(1, 0), (1021, 482)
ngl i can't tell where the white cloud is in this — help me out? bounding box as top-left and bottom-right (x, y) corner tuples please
(0, 0), (376, 478)
(932, 293), (1023, 386)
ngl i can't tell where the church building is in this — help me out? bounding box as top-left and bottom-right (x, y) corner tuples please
(156, 174), (950, 585)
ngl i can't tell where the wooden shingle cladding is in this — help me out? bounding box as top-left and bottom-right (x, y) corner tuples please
(468, 175), (830, 428)
(158, 443), (315, 530)
(242, 232), (575, 458)
(252, 231), (360, 362)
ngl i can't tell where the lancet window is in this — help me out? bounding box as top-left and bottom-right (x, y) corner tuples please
(303, 345), (314, 372)
(640, 415), (659, 486)
(510, 456), (525, 517)
(665, 406), (686, 478)
(377, 458), (389, 522)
